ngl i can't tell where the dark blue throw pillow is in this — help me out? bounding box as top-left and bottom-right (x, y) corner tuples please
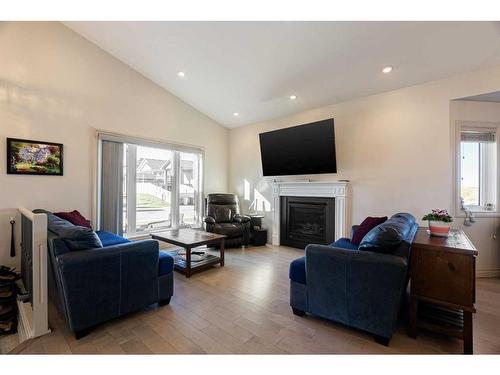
(358, 213), (415, 253)
(60, 226), (103, 251)
(33, 209), (103, 251)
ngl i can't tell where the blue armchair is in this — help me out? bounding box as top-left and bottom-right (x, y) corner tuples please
(37, 210), (174, 339)
(289, 213), (418, 345)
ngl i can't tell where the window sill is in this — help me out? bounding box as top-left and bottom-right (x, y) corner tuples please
(124, 226), (204, 241)
(125, 233), (153, 241)
(454, 211), (500, 218)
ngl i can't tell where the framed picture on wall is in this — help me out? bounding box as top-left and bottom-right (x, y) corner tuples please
(6, 138), (64, 176)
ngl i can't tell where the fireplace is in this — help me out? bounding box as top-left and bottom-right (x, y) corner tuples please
(280, 196), (335, 249)
(271, 181), (349, 246)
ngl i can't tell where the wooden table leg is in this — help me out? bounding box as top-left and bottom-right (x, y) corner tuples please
(408, 295), (418, 339)
(463, 310), (473, 354)
(185, 246), (191, 278)
(220, 239), (225, 267)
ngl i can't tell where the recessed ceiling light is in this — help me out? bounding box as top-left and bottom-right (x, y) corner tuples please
(382, 66), (393, 74)
(177, 71), (185, 78)
(233, 112), (239, 117)
(289, 95), (297, 100)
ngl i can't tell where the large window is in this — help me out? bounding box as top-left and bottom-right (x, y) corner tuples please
(98, 133), (203, 237)
(455, 122), (499, 214)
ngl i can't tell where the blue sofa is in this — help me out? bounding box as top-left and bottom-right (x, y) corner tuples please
(289, 213), (418, 345)
(36, 210), (174, 338)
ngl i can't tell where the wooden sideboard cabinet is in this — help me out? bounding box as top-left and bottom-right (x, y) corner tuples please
(408, 227), (478, 354)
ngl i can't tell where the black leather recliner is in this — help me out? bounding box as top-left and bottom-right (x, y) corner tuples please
(204, 193), (251, 247)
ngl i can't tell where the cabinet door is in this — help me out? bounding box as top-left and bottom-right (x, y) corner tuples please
(412, 248), (474, 307)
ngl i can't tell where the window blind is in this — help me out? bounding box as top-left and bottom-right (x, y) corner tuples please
(100, 140), (124, 235)
(98, 132), (203, 155)
(461, 131), (496, 143)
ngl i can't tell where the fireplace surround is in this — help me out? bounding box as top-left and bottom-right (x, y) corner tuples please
(272, 181), (349, 247)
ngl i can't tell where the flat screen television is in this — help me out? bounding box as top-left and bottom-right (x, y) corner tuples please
(259, 119), (337, 176)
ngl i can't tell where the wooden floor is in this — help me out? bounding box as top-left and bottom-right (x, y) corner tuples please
(10, 245), (500, 354)
(0, 328), (19, 354)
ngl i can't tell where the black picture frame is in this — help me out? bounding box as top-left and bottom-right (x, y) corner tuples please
(6, 137), (64, 176)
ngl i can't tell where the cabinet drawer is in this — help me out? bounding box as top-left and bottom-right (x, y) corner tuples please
(411, 248), (474, 307)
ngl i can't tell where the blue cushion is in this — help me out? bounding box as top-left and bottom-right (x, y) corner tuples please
(63, 229), (103, 251)
(392, 212), (416, 227)
(96, 231), (131, 247)
(330, 238), (359, 250)
(158, 251), (175, 276)
(359, 212), (416, 253)
(289, 239), (358, 285)
(33, 209), (103, 251)
(289, 256), (306, 285)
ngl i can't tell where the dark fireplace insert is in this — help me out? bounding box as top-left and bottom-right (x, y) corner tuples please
(280, 196), (335, 249)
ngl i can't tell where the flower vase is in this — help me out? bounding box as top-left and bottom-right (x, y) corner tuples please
(428, 220), (451, 237)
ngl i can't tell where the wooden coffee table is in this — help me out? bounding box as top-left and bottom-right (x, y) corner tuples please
(151, 229), (226, 278)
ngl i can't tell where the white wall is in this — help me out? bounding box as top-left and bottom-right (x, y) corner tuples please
(0, 22), (229, 267)
(229, 66), (500, 275)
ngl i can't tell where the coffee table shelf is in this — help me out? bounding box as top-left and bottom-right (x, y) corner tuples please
(168, 250), (221, 274)
(151, 229), (226, 278)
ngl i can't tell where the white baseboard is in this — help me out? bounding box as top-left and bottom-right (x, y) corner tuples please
(477, 269), (500, 278)
(17, 299), (51, 343)
(17, 302), (31, 343)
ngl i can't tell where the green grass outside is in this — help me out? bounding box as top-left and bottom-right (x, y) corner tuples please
(137, 193), (169, 209)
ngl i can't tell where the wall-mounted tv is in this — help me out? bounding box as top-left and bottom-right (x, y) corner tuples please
(259, 119), (336, 176)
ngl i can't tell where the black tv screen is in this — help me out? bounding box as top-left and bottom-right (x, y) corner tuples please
(259, 119), (337, 176)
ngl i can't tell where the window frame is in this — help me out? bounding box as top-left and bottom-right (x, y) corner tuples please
(453, 121), (500, 217)
(96, 131), (205, 237)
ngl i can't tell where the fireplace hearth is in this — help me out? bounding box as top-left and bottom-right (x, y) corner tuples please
(280, 196), (335, 249)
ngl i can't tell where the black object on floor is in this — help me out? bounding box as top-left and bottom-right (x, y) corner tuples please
(0, 264), (19, 337)
(0, 266), (21, 283)
(252, 228), (268, 246)
(0, 315), (17, 337)
(10, 218), (15, 258)
(0, 285), (17, 302)
(0, 303), (16, 319)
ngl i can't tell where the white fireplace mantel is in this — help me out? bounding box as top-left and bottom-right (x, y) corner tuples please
(271, 181), (350, 246)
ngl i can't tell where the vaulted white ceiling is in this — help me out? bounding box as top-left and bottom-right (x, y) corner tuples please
(64, 21), (500, 128)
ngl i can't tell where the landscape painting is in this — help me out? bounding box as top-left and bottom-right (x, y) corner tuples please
(7, 138), (63, 175)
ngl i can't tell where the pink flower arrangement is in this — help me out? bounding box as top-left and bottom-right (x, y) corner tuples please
(422, 209), (453, 223)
